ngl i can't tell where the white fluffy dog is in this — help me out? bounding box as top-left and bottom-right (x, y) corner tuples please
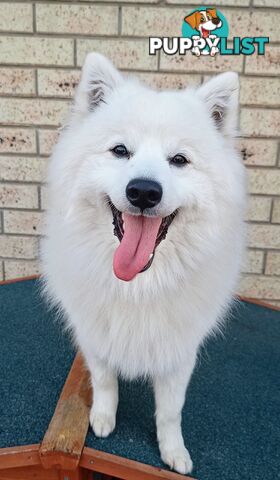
(41, 53), (246, 475)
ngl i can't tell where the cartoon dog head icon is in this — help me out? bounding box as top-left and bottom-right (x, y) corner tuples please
(184, 8), (222, 38)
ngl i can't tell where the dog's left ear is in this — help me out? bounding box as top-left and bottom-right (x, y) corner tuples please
(72, 52), (123, 122)
(184, 11), (200, 30)
(197, 72), (239, 137)
(207, 8), (217, 17)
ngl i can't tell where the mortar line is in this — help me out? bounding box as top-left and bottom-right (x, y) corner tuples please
(0, 210), (3, 234)
(262, 250), (267, 274)
(269, 199), (275, 223)
(0, 256), (39, 262)
(118, 6), (122, 36)
(0, 179), (44, 186)
(34, 70), (39, 97)
(3, 65), (277, 82)
(1, 61), (280, 77)
(0, 231), (42, 239)
(0, 152), (49, 158)
(32, 2), (36, 33)
(74, 38), (77, 67)
(37, 185), (42, 210)
(0, 30), (279, 43)
(0, 207), (45, 213)
(157, 51), (160, 72)
(276, 141), (280, 167)
(2, 260), (5, 282)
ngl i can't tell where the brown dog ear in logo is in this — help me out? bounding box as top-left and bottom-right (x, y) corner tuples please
(184, 11), (201, 30)
(206, 8), (218, 19)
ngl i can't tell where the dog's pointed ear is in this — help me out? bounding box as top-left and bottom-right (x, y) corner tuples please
(207, 8), (217, 17)
(184, 11), (200, 30)
(73, 52), (123, 121)
(197, 72), (239, 137)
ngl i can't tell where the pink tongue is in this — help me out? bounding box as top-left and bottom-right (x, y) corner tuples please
(113, 214), (162, 281)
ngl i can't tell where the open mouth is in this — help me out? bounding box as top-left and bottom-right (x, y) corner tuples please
(201, 27), (210, 38)
(109, 200), (177, 281)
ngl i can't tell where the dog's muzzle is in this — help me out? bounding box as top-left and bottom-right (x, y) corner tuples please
(108, 199), (177, 281)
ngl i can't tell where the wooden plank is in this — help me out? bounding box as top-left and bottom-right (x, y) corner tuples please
(237, 295), (280, 311)
(39, 353), (92, 470)
(0, 444), (40, 470)
(80, 447), (196, 480)
(0, 275), (39, 286)
(0, 446), (87, 479)
(0, 464), (59, 480)
(59, 467), (87, 480)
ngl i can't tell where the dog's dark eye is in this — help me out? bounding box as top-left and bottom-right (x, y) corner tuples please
(169, 154), (190, 167)
(111, 144), (129, 158)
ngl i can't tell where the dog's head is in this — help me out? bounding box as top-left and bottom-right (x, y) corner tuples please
(65, 53), (241, 282)
(185, 8), (222, 37)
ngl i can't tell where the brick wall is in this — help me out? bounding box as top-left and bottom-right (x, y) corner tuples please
(0, 1), (279, 304)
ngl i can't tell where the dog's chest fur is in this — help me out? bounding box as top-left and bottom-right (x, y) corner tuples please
(43, 208), (240, 380)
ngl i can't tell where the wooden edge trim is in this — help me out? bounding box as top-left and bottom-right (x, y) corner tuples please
(39, 353), (92, 470)
(80, 447), (197, 480)
(0, 444), (41, 470)
(0, 274), (40, 286)
(237, 295), (280, 311)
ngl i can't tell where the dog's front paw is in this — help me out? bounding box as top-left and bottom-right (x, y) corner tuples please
(191, 47), (201, 57)
(210, 47), (219, 57)
(160, 446), (193, 475)
(90, 410), (116, 438)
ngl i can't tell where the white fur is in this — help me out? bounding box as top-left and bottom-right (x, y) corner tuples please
(41, 53), (246, 474)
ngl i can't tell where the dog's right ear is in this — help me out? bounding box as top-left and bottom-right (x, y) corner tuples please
(73, 52), (123, 121)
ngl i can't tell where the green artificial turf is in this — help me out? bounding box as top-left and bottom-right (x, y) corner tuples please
(1, 279), (279, 479)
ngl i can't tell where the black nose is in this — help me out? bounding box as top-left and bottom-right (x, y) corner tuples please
(212, 16), (220, 25)
(126, 178), (162, 211)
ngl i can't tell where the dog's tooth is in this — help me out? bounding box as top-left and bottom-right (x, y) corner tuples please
(149, 253), (154, 260)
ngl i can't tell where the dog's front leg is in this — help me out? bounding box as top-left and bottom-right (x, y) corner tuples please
(87, 356), (118, 438)
(191, 35), (202, 56)
(153, 356), (196, 475)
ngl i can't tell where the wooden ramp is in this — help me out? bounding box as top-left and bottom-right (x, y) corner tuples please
(0, 351), (192, 480)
